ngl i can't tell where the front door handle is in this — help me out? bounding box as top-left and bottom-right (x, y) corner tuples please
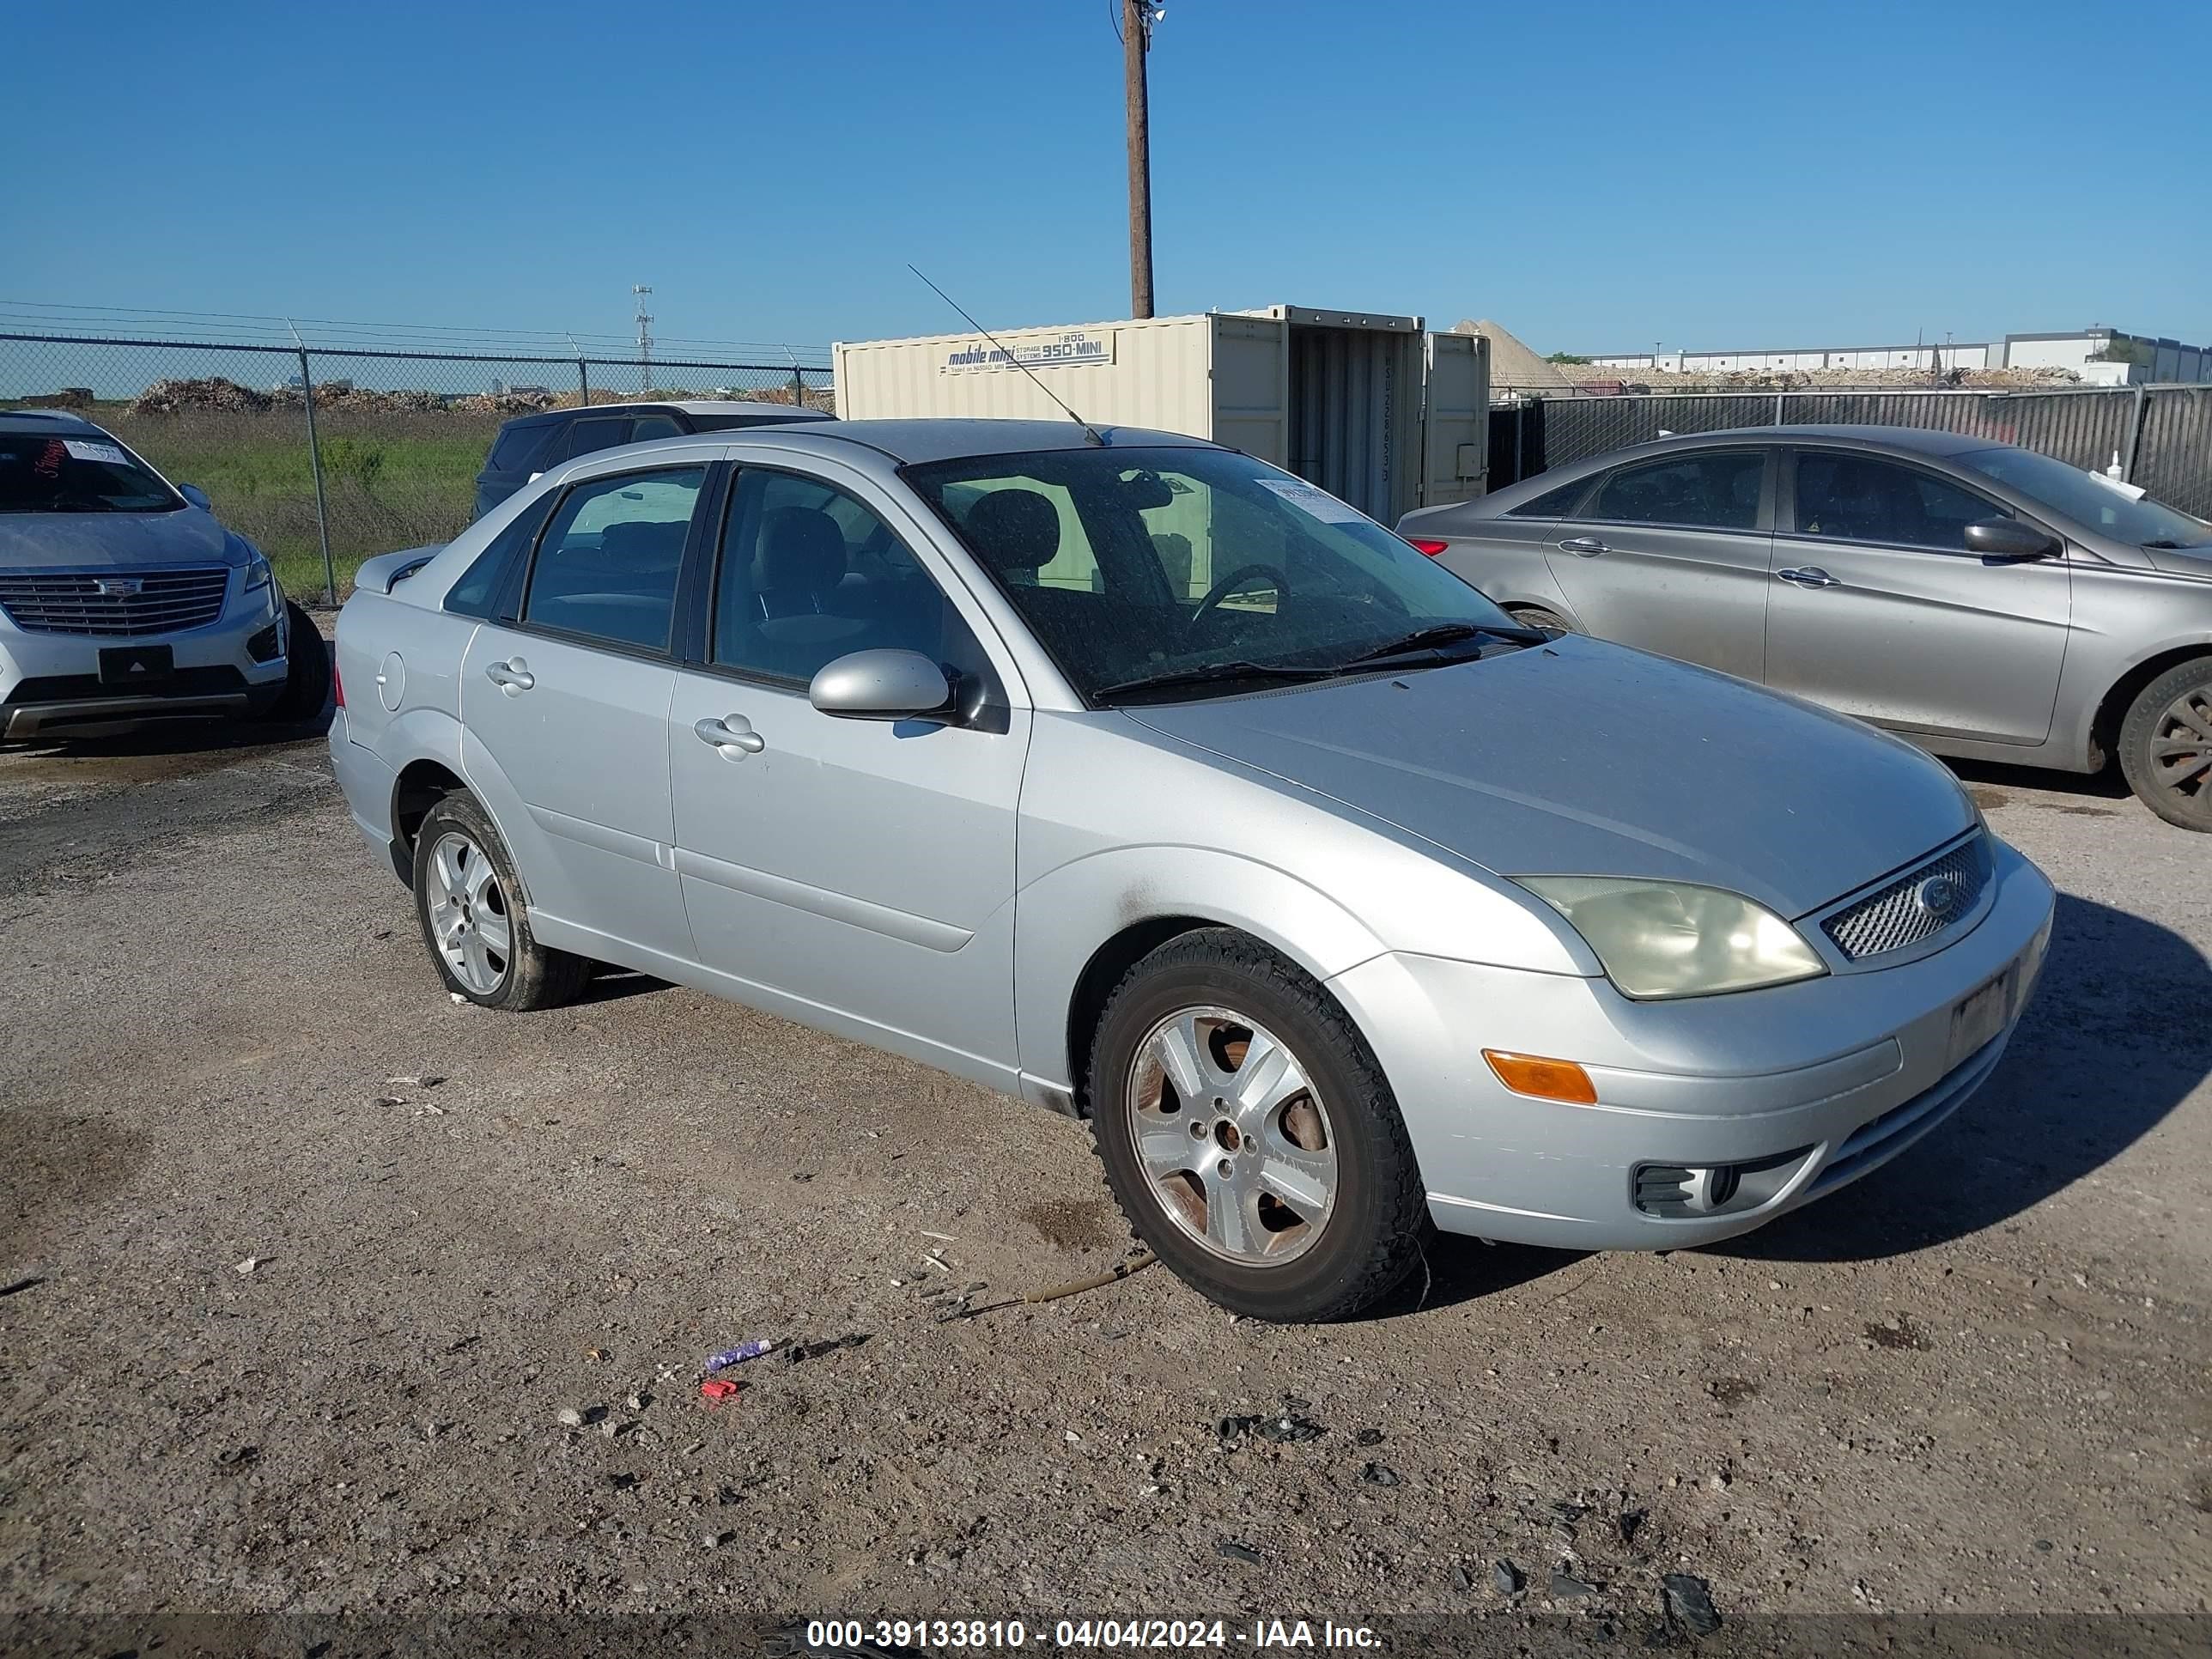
(695, 714), (766, 759)
(484, 657), (535, 695)
(1558, 536), (1607, 556)
(1775, 566), (1841, 589)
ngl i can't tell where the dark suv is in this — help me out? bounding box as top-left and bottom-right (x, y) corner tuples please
(472, 399), (830, 519)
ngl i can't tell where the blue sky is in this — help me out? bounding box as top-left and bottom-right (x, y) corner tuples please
(4, 0), (2207, 356)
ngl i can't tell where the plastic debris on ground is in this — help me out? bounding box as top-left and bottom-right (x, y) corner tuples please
(704, 1339), (778, 1373)
(699, 1379), (739, 1405)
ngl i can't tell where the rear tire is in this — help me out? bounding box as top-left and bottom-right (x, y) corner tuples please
(1087, 928), (1430, 1322)
(2118, 659), (2212, 831)
(411, 794), (591, 1011)
(1509, 605), (1573, 639)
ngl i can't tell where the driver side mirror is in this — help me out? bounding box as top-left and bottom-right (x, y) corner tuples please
(177, 483), (213, 511)
(1964, 519), (2060, 563)
(809, 648), (957, 722)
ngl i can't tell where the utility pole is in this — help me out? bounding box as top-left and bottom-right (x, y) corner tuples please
(1123, 0), (1157, 319)
(633, 284), (654, 392)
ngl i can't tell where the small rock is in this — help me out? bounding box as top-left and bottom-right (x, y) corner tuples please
(702, 1529), (728, 1549)
(233, 1255), (259, 1276)
(1355, 1427), (1384, 1446)
(387, 1074), (447, 1089)
(1216, 1537), (1263, 1565)
(1281, 1395), (1313, 1412)
(556, 1408), (585, 1428)
(1360, 1462), (1401, 1488)
(2033, 1539), (2054, 1553)
(1617, 1507), (1648, 1547)
(1452, 1565), (1473, 1592)
(1705, 1470), (1730, 1492)
(1493, 1559), (1524, 1595)
(215, 1444), (259, 1468)
(1065, 1431), (1082, 1444)
(599, 1419), (623, 1438)
(449, 992), (466, 1004)
(1551, 1570), (1599, 1598)
(1662, 1573), (1722, 1634)
(626, 1393), (648, 1412)
(791, 1172), (815, 1182)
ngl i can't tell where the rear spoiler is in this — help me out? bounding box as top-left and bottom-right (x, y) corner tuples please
(351, 545), (444, 595)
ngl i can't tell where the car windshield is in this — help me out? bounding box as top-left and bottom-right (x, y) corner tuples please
(1956, 445), (2211, 548)
(903, 445), (1526, 703)
(0, 429), (182, 514)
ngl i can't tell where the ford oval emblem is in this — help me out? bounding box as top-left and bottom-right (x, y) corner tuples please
(1914, 875), (1960, 917)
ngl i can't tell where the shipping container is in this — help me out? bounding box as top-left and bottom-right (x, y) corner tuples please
(832, 305), (1488, 525)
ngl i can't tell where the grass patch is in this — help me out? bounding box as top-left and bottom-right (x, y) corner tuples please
(91, 404), (501, 600)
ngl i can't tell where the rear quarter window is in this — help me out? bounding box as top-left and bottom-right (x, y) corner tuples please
(485, 422), (561, 475)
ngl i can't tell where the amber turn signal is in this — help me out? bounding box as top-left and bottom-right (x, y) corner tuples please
(1483, 1050), (1598, 1105)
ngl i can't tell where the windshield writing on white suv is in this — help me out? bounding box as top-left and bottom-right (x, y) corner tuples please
(904, 446), (1527, 703)
(0, 432), (182, 514)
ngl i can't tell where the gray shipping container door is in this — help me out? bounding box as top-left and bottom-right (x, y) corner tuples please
(1286, 323), (1415, 521)
(1422, 331), (1489, 507)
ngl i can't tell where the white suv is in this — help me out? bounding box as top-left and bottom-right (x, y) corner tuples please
(0, 410), (325, 739)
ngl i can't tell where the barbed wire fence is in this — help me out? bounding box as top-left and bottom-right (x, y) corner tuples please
(0, 321), (832, 605)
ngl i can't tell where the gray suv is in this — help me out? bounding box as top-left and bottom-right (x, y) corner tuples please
(1401, 426), (2212, 830)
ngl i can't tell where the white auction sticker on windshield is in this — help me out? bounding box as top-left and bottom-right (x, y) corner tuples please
(62, 440), (130, 465)
(1255, 476), (1367, 524)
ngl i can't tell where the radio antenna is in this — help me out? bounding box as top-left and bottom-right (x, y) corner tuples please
(908, 265), (1106, 446)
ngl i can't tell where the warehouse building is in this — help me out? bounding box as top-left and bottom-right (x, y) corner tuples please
(1586, 325), (2209, 385)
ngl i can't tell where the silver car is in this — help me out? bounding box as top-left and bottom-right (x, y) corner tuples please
(1, 410), (326, 738)
(331, 419), (2055, 1321)
(1399, 425), (2212, 831)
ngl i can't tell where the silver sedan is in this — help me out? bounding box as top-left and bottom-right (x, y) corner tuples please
(1399, 424), (2212, 831)
(331, 419), (2055, 1321)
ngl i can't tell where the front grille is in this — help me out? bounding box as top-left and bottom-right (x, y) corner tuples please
(0, 568), (231, 636)
(1821, 834), (1991, 963)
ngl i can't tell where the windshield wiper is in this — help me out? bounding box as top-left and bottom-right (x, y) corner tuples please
(1091, 660), (1335, 703)
(1335, 620), (1546, 668)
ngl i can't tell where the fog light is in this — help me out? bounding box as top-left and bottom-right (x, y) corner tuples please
(246, 622), (283, 663)
(1483, 1050), (1597, 1105)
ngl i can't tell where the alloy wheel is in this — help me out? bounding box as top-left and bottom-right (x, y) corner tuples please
(426, 831), (511, 994)
(2149, 684), (2212, 817)
(1124, 1005), (1337, 1267)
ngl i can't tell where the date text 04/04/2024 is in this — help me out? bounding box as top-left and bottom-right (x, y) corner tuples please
(801, 1620), (1380, 1649)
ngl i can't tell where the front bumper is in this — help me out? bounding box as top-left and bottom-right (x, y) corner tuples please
(1329, 837), (2057, 1251)
(0, 574), (286, 738)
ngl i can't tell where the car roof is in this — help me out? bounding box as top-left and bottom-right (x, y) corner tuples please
(1582, 422), (2000, 461)
(506, 398), (830, 426)
(0, 409), (106, 436)
(720, 418), (1222, 466)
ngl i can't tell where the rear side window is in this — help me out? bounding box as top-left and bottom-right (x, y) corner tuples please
(522, 466), (705, 651)
(1505, 477), (1591, 520)
(1588, 452), (1765, 531)
(484, 421), (561, 476)
(447, 492), (556, 617)
(557, 417), (632, 462)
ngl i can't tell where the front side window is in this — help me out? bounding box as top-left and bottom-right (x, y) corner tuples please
(1794, 453), (2005, 551)
(1584, 453), (1764, 531)
(521, 466), (703, 650)
(904, 446), (1526, 704)
(712, 469), (981, 686)
(0, 429), (181, 514)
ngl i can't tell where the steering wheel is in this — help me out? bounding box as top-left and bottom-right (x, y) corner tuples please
(1189, 562), (1291, 628)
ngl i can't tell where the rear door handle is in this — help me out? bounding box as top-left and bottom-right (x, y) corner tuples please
(484, 658), (535, 695)
(1775, 566), (1840, 589)
(695, 714), (766, 759)
(1558, 536), (1607, 556)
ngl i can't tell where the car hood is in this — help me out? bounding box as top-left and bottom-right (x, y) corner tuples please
(1123, 638), (1974, 920)
(2142, 543), (2212, 580)
(0, 507), (246, 570)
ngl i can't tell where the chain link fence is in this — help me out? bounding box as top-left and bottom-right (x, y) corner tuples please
(0, 332), (832, 602)
(1492, 385), (2212, 520)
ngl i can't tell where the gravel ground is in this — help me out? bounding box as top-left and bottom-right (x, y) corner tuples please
(1, 709), (2207, 1635)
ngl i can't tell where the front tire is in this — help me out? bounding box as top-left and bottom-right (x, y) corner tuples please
(411, 794), (590, 1010)
(1087, 929), (1430, 1322)
(2118, 659), (2212, 831)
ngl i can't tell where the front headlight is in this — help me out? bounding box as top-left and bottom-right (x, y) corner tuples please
(1517, 877), (1827, 1000)
(243, 550), (272, 593)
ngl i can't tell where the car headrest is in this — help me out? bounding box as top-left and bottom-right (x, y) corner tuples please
(963, 489), (1060, 573)
(597, 517), (687, 570)
(756, 507), (846, 594)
